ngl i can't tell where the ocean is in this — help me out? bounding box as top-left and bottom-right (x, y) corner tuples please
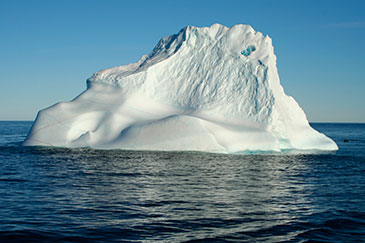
(0, 121), (364, 242)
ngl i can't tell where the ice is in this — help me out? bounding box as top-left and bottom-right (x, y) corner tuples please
(241, 45), (256, 56)
(23, 24), (338, 153)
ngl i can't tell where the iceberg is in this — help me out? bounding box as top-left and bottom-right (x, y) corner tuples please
(24, 24), (338, 153)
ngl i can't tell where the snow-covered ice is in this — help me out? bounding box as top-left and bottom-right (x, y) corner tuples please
(24, 24), (338, 153)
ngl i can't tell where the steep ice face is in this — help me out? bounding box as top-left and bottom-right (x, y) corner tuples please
(24, 24), (338, 153)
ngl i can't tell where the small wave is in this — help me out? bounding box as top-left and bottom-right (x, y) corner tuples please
(0, 178), (27, 183)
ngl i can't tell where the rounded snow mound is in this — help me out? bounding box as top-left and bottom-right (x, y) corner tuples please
(24, 23), (338, 153)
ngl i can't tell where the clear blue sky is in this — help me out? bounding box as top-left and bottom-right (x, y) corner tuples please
(1, 0), (364, 122)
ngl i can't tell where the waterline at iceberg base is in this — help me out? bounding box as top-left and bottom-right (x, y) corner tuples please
(24, 24), (338, 153)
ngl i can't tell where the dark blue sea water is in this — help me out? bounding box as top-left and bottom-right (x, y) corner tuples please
(0, 121), (364, 242)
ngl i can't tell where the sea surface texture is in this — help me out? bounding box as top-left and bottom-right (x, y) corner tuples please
(0, 121), (364, 242)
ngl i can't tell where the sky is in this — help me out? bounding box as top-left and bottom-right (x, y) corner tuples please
(0, 0), (364, 122)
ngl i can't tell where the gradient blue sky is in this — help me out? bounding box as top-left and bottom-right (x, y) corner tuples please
(1, 0), (364, 122)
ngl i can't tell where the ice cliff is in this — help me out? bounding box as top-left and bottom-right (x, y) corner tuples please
(24, 24), (338, 153)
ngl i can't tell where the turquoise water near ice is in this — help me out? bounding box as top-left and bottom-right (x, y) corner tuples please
(0, 121), (364, 242)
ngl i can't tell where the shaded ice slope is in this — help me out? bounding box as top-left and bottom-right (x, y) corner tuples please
(24, 24), (338, 153)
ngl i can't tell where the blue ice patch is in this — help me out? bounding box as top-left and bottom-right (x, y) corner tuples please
(241, 45), (256, 56)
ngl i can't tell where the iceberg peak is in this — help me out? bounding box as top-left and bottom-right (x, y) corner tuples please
(24, 24), (338, 153)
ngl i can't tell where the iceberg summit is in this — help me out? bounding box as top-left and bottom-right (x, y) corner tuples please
(24, 24), (338, 153)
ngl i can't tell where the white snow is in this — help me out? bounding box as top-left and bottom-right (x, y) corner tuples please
(23, 24), (338, 153)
